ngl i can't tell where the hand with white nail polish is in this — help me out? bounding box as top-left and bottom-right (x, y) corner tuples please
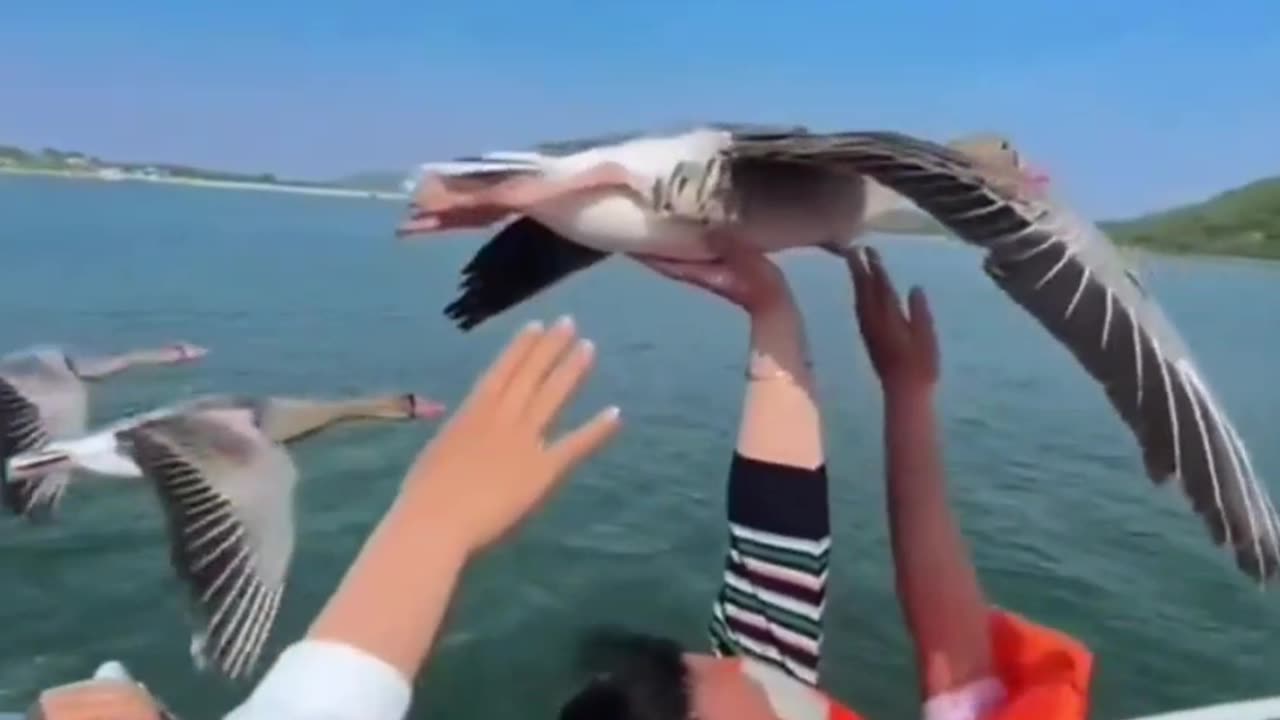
(282, 317), (623, 694)
(400, 315), (622, 557)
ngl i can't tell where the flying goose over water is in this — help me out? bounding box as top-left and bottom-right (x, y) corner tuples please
(3, 391), (446, 680)
(0, 342), (207, 516)
(401, 125), (1279, 582)
(703, 129), (1280, 582)
(397, 124), (1047, 330)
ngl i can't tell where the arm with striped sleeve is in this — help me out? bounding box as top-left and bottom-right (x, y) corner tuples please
(707, 454), (831, 686)
(643, 251), (831, 687)
(702, 266), (832, 688)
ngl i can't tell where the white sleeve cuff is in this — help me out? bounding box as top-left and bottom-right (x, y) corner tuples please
(224, 640), (412, 720)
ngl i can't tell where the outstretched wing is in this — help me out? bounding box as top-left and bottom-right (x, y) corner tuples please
(0, 376), (54, 514)
(120, 409), (298, 680)
(533, 122), (809, 158)
(728, 130), (1280, 582)
(0, 349), (87, 440)
(0, 351), (87, 519)
(445, 217), (611, 331)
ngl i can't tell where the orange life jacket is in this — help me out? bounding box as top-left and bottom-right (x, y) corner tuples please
(730, 608), (1090, 720)
(983, 608), (1093, 720)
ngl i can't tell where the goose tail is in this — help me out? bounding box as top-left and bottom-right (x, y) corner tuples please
(2, 447), (75, 519)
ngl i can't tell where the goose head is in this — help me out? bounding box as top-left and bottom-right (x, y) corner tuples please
(356, 392), (448, 421)
(946, 132), (1052, 195)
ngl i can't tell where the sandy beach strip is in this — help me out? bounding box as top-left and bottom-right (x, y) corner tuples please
(0, 166), (408, 201)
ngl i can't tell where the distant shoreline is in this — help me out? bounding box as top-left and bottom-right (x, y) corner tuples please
(0, 165), (408, 202)
(4, 165), (1276, 267)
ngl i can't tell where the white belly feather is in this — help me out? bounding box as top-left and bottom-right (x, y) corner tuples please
(525, 128), (725, 259)
(53, 433), (144, 478)
(526, 126), (867, 260)
(532, 192), (714, 259)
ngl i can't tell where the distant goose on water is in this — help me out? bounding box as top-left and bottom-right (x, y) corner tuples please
(399, 125), (1280, 583)
(0, 342), (207, 513)
(3, 391), (446, 680)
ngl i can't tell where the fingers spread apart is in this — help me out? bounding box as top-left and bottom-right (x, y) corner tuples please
(474, 317), (623, 455)
(498, 316), (580, 421)
(470, 320), (546, 404)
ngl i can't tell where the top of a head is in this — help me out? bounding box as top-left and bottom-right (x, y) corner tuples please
(559, 678), (633, 720)
(558, 629), (692, 720)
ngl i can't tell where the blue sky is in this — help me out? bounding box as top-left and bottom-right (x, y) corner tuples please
(3, 1), (1278, 217)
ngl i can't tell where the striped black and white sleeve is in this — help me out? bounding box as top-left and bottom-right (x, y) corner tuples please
(708, 453), (831, 686)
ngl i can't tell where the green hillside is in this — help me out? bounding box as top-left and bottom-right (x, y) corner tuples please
(6, 137), (1278, 259)
(1101, 177), (1280, 259)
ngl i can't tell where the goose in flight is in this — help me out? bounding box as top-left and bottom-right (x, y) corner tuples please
(3, 391), (447, 680)
(401, 125), (1278, 583)
(689, 129), (1280, 583)
(396, 124), (1047, 330)
(0, 342), (207, 516)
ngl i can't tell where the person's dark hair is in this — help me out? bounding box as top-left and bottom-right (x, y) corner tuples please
(557, 627), (692, 720)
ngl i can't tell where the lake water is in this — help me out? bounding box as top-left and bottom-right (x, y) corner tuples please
(1, 174), (1278, 719)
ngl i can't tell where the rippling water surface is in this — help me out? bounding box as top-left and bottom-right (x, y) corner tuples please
(1, 175), (1278, 719)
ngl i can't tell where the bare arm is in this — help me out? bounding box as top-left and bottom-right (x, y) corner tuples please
(637, 252), (821, 468)
(849, 249), (991, 697)
(639, 251), (829, 683)
(739, 297), (821, 467)
(304, 492), (468, 679)
(295, 318), (620, 681)
(884, 387), (991, 695)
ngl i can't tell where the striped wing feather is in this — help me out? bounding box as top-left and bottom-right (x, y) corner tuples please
(0, 375), (50, 470)
(0, 376), (57, 515)
(0, 376), (49, 459)
(0, 353), (89, 517)
(122, 412), (298, 679)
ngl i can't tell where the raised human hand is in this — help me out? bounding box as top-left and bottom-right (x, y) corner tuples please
(848, 247), (939, 395)
(402, 316), (622, 556)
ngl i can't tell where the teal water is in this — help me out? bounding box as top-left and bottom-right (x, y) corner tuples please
(1, 174), (1278, 719)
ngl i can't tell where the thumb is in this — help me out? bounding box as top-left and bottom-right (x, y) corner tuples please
(93, 661), (133, 682)
(548, 406), (623, 471)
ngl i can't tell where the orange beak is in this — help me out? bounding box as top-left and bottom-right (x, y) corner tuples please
(1023, 162), (1052, 192)
(407, 394), (447, 420)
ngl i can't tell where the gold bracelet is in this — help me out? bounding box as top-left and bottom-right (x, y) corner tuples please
(747, 366), (802, 382)
(746, 351), (813, 381)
